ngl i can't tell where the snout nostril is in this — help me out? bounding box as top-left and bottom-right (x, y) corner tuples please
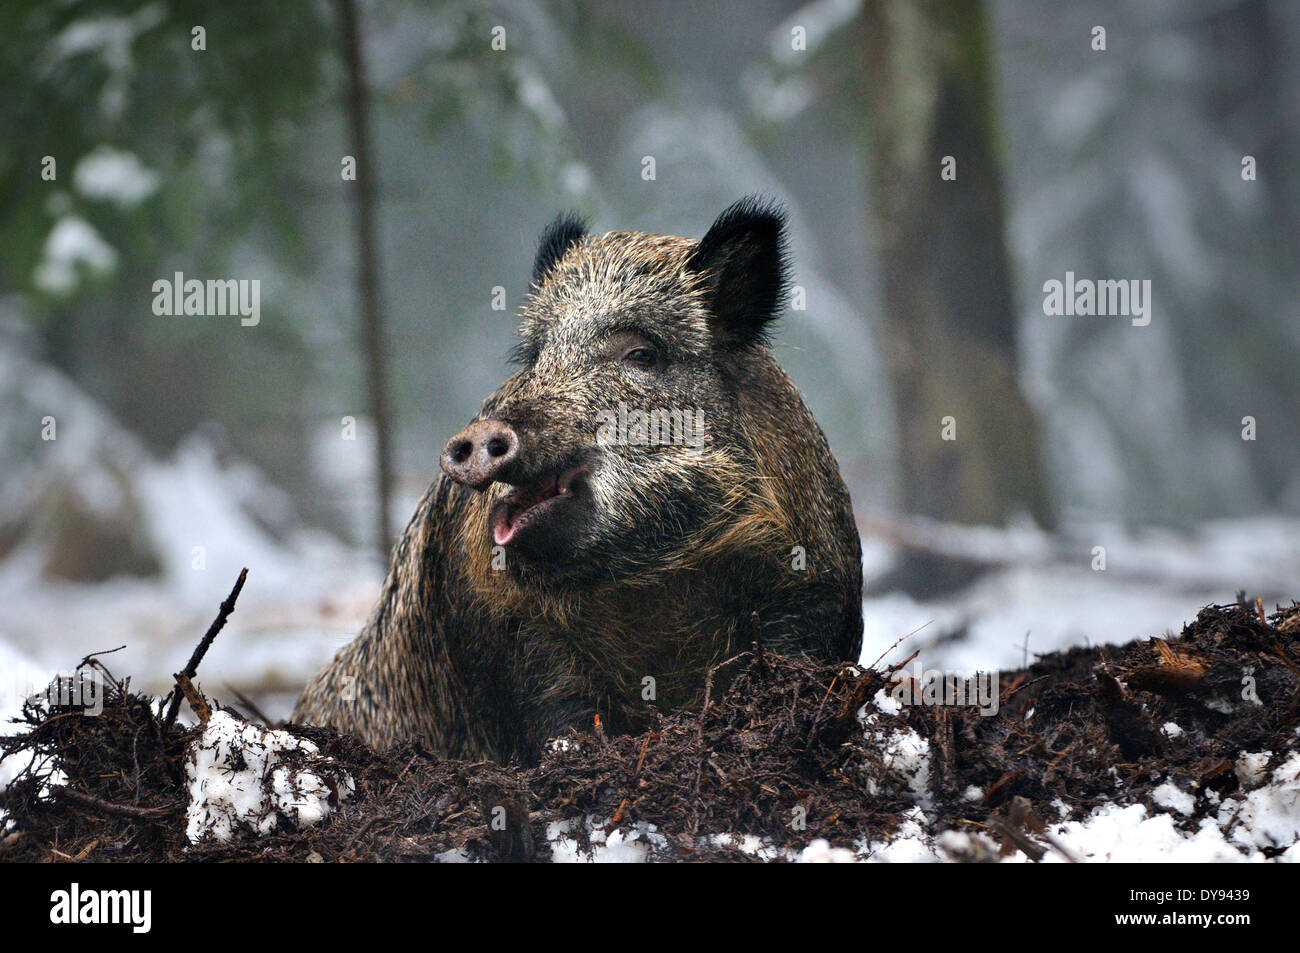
(441, 420), (518, 488)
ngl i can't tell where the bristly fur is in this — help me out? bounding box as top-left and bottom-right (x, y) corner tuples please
(686, 195), (791, 349)
(531, 211), (587, 290)
(294, 199), (862, 764)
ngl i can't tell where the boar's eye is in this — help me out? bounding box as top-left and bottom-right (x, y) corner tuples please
(620, 345), (660, 370)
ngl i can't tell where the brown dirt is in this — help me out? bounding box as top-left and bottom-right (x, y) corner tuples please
(2, 600), (1298, 862)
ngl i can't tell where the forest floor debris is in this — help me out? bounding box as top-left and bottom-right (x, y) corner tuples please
(2, 600), (1299, 862)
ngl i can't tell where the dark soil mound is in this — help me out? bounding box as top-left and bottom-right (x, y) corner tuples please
(2, 601), (1298, 862)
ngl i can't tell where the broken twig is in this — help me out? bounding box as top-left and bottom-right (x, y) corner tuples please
(162, 567), (248, 732)
(50, 785), (181, 818)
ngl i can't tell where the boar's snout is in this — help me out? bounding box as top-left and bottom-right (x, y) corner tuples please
(441, 419), (520, 490)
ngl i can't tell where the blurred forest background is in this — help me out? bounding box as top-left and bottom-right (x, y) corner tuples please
(1, 0), (1297, 716)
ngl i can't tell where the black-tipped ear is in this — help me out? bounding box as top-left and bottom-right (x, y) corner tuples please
(532, 212), (587, 289)
(686, 197), (790, 349)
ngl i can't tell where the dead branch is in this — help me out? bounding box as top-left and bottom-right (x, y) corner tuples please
(50, 785), (181, 819)
(162, 568), (247, 732)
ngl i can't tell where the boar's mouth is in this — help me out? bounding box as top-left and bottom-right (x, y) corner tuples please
(491, 462), (588, 546)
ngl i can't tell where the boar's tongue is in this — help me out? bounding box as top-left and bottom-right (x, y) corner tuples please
(492, 466), (581, 546)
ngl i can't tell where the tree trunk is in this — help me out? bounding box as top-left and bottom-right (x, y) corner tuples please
(339, 0), (394, 555)
(856, 0), (1054, 596)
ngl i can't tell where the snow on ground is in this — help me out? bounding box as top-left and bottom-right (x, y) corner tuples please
(548, 818), (669, 863)
(542, 691), (948, 864)
(184, 710), (354, 844)
(860, 688), (933, 810)
(859, 518), (1300, 674)
(0, 643), (57, 818)
(541, 754), (1300, 864)
(0, 511), (379, 721)
(0, 641), (50, 727)
(1016, 750), (1300, 865)
(539, 698), (1300, 864)
(0, 643), (75, 832)
(0, 347), (381, 719)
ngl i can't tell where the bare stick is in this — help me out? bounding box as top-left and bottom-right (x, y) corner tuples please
(224, 683), (274, 727)
(51, 785), (180, 818)
(868, 619), (934, 671)
(162, 568), (247, 732)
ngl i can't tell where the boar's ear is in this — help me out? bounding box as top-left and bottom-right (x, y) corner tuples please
(532, 212), (587, 290)
(686, 197), (790, 349)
